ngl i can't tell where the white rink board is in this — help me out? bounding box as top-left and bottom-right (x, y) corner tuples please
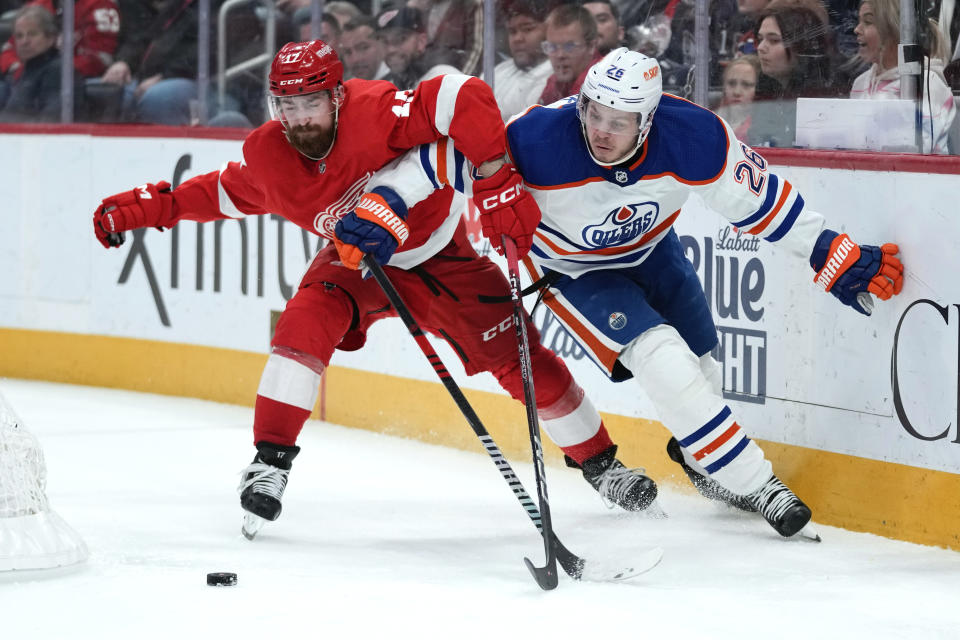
(1, 131), (958, 473)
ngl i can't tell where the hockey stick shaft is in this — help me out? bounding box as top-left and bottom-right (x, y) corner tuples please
(502, 236), (557, 589)
(362, 256), (582, 584)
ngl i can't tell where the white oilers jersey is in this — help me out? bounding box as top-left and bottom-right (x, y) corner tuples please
(366, 94), (826, 278)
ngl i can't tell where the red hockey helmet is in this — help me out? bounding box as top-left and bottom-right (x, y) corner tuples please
(269, 40), (343, 97)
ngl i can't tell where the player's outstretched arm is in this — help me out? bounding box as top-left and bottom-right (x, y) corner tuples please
(333, 188), (410, 270)
(92, 181), (175, 248)
(809, 229), (904, 315)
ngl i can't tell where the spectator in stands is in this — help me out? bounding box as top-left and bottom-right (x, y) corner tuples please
(747, 0), (842, 146)
(99, 0), (150, 87)
(659, 0), (740, 87)
(823, 0), (858, 58)
(320, 1), (363, 28)
(292, 10), (342, 46)
(341, 16), (390, 80)
(539, 4), (600, 103)
(408, 0), (483, 75)
(97, 0), (247, 126)
(715, 54), (760, 138)
(276, 0), (371, 17)
(627, 10), (672, 59)
(0, 0), (119, 81)
(0, 5), (63, 121)
(618, 0), (673, 37)
(936, 3), (960, 89)
(583, 0), (624, 54)
(377, 6), (458, 90)
(733, 0), (772, 55)
(494, 0), (551, 120)
(850, 0), (956, 153)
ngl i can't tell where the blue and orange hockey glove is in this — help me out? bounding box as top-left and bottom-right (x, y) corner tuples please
(334, 188), (410, 270)
(809, 229), (904, 316)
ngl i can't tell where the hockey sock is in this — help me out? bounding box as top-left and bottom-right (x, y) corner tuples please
(536, 378), (610, 464)
(252, 347), (324, 446)
(556, 423), (615, 466)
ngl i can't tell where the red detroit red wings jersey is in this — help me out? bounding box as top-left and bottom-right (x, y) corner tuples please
(166, 76), (504, 268)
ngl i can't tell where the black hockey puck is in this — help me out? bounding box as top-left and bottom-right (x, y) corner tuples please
(206, 572), (238, 586)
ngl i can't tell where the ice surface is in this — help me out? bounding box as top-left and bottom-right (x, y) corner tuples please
(2, 379), (958, 639)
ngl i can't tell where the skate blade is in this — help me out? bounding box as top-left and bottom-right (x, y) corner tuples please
(242, 513), (267, 540)
(642, 499), (669, 519)
(798, 522), (821, 542)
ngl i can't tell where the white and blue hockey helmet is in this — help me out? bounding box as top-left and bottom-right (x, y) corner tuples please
(578, 47), (663, 164)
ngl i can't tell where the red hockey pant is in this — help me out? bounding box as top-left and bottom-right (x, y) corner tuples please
(254, 229), (611, 463)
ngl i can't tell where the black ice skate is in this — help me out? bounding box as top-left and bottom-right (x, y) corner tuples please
(567, 445), (659, 512)
(666, 437), (757, 512)
(238, 441), (300, 540)
(748, 474), (818, 540)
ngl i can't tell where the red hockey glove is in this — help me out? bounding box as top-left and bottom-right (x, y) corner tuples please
(810, 229), (904, 316)
(93, 181), (174, 248)
(472, 164), (540, 258)
(333, 191), (410, 270)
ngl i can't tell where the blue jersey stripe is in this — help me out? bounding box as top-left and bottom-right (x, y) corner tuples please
(733, 173), (779, 229)
(679, 405), (732, 447)
(530, 244), (551, 260)
(704, 436), (750, 474)
(453, 148), (465, 193)
(765, 193), (805, 242)
(538, 220), (591, 250)
(419, 144), (440, 190)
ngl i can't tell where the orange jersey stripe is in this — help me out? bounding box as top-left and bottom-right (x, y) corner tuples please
(436, 137), (449, 186)
(693, 423), (741, 460)
(543, 295), (619, 371)
(747, 181), (792, 236)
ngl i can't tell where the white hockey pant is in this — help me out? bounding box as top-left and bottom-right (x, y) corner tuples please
(620, 325), (771, 496)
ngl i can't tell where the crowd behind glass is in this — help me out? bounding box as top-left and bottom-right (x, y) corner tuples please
(1, 0), (957, 153)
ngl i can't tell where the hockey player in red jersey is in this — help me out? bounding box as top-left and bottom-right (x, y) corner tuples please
(91, 41), (657, 539)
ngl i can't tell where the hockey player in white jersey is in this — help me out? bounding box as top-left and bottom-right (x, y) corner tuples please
(360, 48), (904, 538)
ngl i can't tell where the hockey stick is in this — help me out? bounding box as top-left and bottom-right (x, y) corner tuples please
(502, 235), (557, 590)
(363, 256), (662, 585)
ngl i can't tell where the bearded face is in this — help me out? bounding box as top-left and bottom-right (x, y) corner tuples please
(285, 122), (337, 160)
(270, 89), (342, 160)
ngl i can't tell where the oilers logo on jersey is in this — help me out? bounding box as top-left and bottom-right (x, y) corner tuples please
(608, 312), (627, 330)
(583, 202), (659, 248)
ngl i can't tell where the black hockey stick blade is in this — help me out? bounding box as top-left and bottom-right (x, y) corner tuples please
(524, 556), (559, 590)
